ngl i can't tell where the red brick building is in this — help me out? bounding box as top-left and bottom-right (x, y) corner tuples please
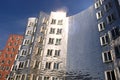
(0, 34), (23, 80)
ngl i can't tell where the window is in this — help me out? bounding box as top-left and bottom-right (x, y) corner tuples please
(0, 74), (2, 78)
(47, 49), (53, 56)
(38, 36), (43, 43)
(54, 63), (59, 69)
(56, 29), (62, 34)
(102, 51), (113, 63)
(114, 45), (120, 58)
(52, 77), (59, 80)
(32, 75), (36, 80)
(42, 18), (48, 24)
(100, 34), (109, 46)
(106, 14), (115, 24)
(54, 50), (60, 57)
(25, 60), (30, 67)
(49, 28), (55, 34)
(96, 11), (103, 20)
(18, 62), (24, 69)
(36, 47), (42, 55)
(33, 60), (40, 69)
(21, 49), (27, 56)
(8, 60), (11, 64)
(98, 22), (105, 31)
(45, 62), (51, 69)
(55, 39), (61, 45)
(57, 20), (63, 25)
(40, 26), (46, 33)
(23, 39), (30, 45)
(94, 0), (101, 9)
(21, 74), (26, 80)
(28, 22), (34, 27)
(5, 54), (8, 58)
(26, 30), (32, 35)
(51, 19), (56, 24)
(105, 70), (116, 80)
(44, 76), (50, 80)
(104, 2), (112, 12)
(48, 38), (54, 44)
(15, 75), (21, 80)
(37, 76), (42, 80)
(110, 27), (119, 40)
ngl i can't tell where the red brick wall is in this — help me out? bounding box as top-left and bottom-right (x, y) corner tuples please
(0, 34), (23, 80)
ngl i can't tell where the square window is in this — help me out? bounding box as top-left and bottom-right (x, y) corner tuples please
(57, 20), (63, 25)
(51, 19), (56, 24)
(49, 28), (55, 34)
(48, 38), (54, 44)
(55, 39), (61, 45)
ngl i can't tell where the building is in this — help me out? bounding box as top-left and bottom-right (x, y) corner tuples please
(0, 34), (23, 80)
(8, 0), (120, 80)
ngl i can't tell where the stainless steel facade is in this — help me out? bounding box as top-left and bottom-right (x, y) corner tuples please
(8, 0), (120, 80)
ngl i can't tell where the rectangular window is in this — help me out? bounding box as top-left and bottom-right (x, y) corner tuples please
(52, 77), (59, 80)
(111, 27), (119, 40)
(45, 62), (51, 69)
(18, 62), (25, 69)
(23, 39), (30, 45)
(48, 38), (54, 44)
(21, 49), (27, 56)
(94, 0), (101, 9)
(104, 2), (112, 12)
(25, 60), (30, 67)
(36, 47), (42, 55)
(34, 61), (40, 69)
(38, 36), (43, 43)
(54, 63), (59, 69)
(105, 70), (116, 80)
(100, 34), (109, 46)
(54, 50), (60, 57)
(47, 49), (53, 56)
(15, 75), (21, 80)
(44, 77), (50, 80)
(40, 26), (46, 33)
(21, 74), (26, 80)
(57, 20), (63, 25)
(102, 51), (113, 63)
(96, 11), (103, 20)
(26, 30), (32, 35)
(51, 19), (56, 24)
(49, 28), (55, 34)
(55, 39), (61, 45)
(114, 45), (120, 58)
(106, 14), (115, 24)
(56, 29), (62, 34)
(98, 22), (105, 31)
(42, 17), (48, 24)
(36, 76), (42, 80)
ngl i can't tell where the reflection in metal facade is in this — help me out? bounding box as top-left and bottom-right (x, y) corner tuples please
(8, 0), (120, 80)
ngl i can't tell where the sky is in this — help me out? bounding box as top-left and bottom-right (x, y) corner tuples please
(0, 0), (93, 49)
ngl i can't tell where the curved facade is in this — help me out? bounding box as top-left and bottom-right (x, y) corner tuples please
(66, 5), (105, 80)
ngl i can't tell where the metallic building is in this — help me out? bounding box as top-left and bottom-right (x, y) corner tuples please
(8, 0), (120, 80)
(0, 34), (23, 80)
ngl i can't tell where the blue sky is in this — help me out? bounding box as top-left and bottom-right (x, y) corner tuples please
(0, 0), (93, 49)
